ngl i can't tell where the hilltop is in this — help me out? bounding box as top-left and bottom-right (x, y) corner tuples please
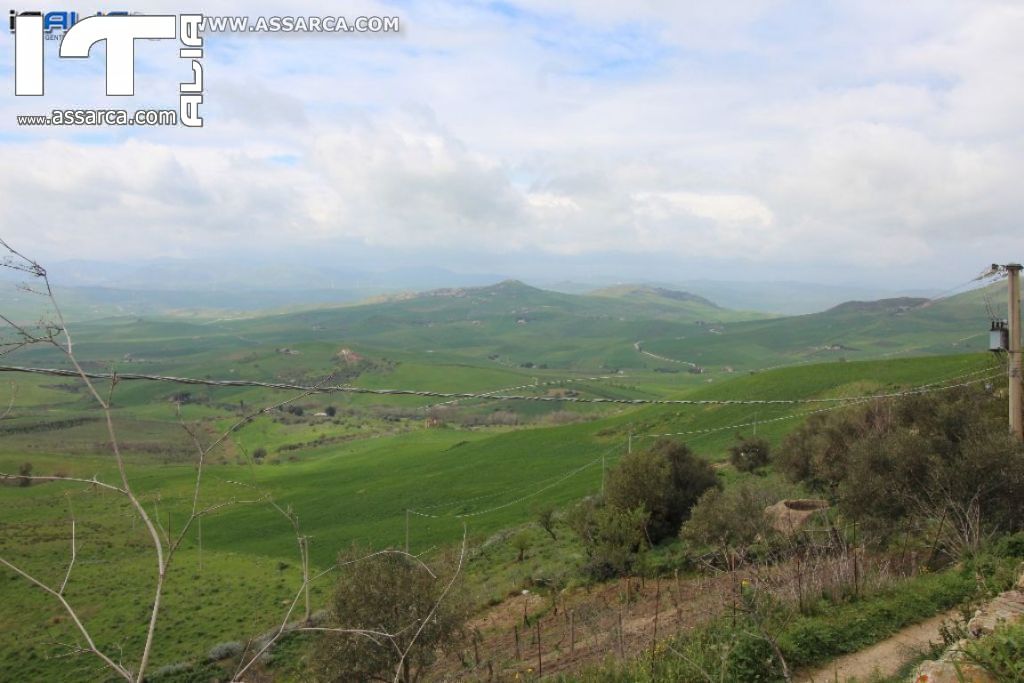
(639, 282), (1006, 372)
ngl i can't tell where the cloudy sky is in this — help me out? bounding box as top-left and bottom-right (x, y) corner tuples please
(1, 1), (1022, 288)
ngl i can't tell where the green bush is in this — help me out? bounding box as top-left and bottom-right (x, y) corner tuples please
(605, 439), (718, 543)
(728, 436), (771, 472)
(777, 386), (1024, 552)
(310, 546), (468, 682)
(567, 499), (649, 580)
(964, 621), (1024, 680)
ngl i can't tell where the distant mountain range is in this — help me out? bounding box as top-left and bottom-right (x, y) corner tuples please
(0, 254), (946, 320)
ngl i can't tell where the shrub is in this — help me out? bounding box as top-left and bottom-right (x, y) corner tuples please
(964, 621), (1024, 680)
(605, 439), (718, 543)
(682, 480), (793, 557)
(206, 640), (244, 662)
(17, 462), (32, 487)
(251, 447), (267, 461)
(777, 385), (1024, 553)
(310, 546), (467, 682)
(567, 499), (650, 580)
(728, 436), (771, 472)
(325, 405), (337, 417)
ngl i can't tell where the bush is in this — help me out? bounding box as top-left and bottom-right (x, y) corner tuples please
(310, 546), (467, 682)
(605, 439), (718, 543)
(17, 462), (32, 487)
(325, 405), (337, 417)
(567, 499), (650, 580)
(206, 640), (244, 662)
(964, 621), (1024, 680)
(777, 385), (1024, 552)
(682, 480), (793, 556)
(251, 447), (267, 461)
(728, 436), (771, 472)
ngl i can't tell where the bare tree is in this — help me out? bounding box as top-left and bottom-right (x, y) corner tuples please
(0, 240), (469, 682)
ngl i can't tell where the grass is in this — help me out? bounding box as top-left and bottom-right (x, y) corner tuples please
(0, 274), (1006, 680)
(555, 557), (1019, 683)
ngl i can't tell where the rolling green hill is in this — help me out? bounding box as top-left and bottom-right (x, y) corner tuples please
(640, 282), (1007, 372)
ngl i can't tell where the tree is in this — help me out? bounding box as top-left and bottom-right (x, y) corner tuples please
(324, 405), (337, 417)
(778, 385), (1024, 555)
(682, 481), (793, 566)
(510, 531), (532, 562)
(605, 439), (718, 542)
(311, 547), (468, 683)
(567, 498), (650, 580)
(535, 503), (557, 540)
(728, 436), (771, 472)
(17, 462), (32, 487)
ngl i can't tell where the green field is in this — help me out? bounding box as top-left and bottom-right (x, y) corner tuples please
(0, 279), (1009, 680)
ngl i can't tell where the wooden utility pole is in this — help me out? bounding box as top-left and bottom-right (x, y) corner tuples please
(1009, 264), (1023, 441)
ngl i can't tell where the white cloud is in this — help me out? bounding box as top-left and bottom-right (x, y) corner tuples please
(3, 0), (1024, 282)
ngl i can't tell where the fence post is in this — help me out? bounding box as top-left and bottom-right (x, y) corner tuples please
(536, 619), (542, 676)
(618, 606), (625, 657)
(570, 609), (575, 654)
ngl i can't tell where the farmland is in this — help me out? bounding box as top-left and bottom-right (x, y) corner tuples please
(0, 279), (1011, 680)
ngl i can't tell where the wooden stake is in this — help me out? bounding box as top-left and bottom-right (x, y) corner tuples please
(536, 619), (542, 676)
(651, 577), (661, 661)
(514, 624), (520, 660)
(570, 610), (575, 654)
(617, 606), (625, 657)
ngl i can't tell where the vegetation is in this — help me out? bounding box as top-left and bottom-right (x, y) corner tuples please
(727, 435), (771, 472)
(567, 498), (650, 579)
(556, 558), (1017, 682)
(963, 621), (1024, 680)
(0, 264), (1015, 681)
(605, 439), (718, 543)
(310, 547), (467, 683)
(777, 385), (1024, 554)
(681, 479), (793, 562)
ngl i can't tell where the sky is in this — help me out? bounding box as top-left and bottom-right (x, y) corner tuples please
(1, 0), (1023, 290)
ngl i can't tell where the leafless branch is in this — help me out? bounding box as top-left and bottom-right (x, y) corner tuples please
(392, 523), (468, 683)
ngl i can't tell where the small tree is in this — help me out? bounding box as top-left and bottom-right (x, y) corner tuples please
(311, 547), (467, 683)
(535, 503), (557, 540)
(682, 480), (793, 567)
(567, 498), (650, 579)
(728, 436), (771, 472)
(510, 531), (532, 562)
(324, 405), (337, 417)
(17, 462), (32, 487)
(252, 447), (267, 462)
(605, 439), (718, 542)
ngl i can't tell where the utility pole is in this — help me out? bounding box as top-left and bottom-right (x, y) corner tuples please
(1009, 264), (1023, 441)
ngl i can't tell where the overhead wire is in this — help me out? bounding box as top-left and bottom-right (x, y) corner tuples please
(0, 365), (1000, 406)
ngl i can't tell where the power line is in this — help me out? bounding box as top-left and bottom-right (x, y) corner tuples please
(403, 367), (1000, 521)
(421, 373), (622, 410)
(0, 365), (999, 406)
(407, 442), (625, 520)
(637, 366), (1000, 439)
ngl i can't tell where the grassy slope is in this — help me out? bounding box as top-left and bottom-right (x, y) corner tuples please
(0, 350), (998, 680)
(641, 283), (1006, 372)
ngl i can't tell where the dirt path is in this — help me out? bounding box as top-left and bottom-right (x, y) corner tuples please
(797, 609), (956, 682)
